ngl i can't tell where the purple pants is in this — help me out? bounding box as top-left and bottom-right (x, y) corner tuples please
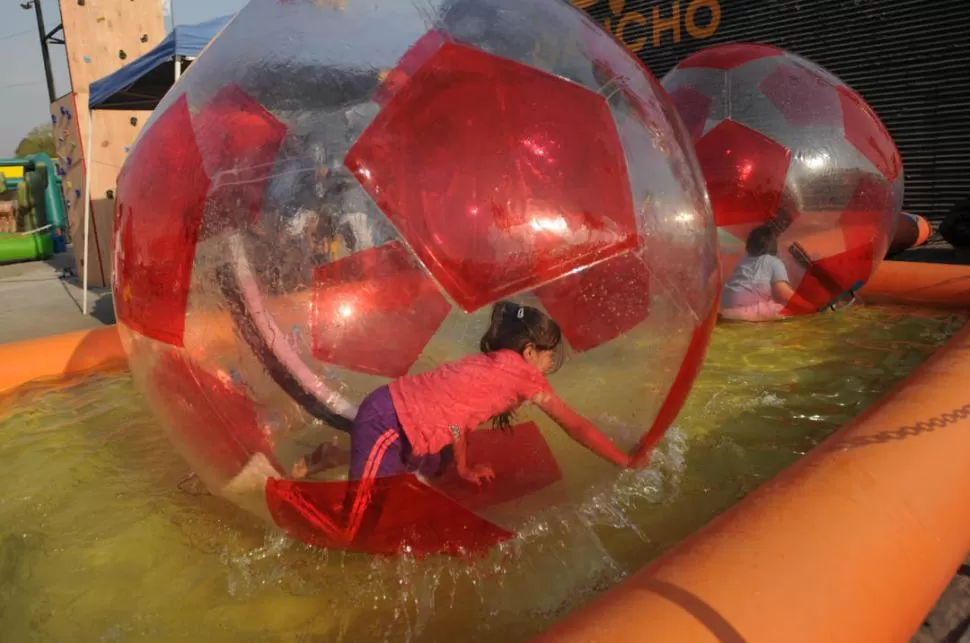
(349, 386), (452, 481)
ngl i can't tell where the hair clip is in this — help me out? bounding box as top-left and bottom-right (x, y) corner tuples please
(516, 307), (525, 319)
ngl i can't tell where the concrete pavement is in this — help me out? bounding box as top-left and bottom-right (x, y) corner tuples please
(0, 246), (114, 344)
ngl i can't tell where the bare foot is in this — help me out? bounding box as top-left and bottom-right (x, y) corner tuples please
(291, 457), (309, 479)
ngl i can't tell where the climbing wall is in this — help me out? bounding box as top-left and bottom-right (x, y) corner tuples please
(56, 0), (167, 288)
(49, 93), (98, 281)
(59, 0), (167, 122)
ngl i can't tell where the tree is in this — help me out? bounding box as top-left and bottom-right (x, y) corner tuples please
(14, 123), (56, 158)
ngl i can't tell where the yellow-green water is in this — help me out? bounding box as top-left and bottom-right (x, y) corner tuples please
(0, 305), (965, 643)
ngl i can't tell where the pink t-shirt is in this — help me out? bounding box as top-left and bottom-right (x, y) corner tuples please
(389, 350), (551, 456)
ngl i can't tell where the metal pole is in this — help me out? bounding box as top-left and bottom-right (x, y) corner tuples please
(171, 0), (181, 83)
(32, 1), (57, 103)
(82, 116), (94, 316)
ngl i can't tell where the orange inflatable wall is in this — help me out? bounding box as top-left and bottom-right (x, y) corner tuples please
(538, 261), (970, 643)
(0, 327), (126, 396)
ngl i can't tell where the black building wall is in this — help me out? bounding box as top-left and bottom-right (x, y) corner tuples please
(575, 0), (970, 225)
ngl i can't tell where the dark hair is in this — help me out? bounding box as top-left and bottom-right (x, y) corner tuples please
(479, 301), (563, 430)
(746, 225), (779, 257)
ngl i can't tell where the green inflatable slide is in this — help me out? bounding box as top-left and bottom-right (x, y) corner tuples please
(0, 154), (66, 265)
(0, 232), (54, 263)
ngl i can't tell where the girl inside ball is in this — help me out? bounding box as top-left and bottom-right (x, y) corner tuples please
(292, 300), (633, 490)
(720, 224), (798, 321)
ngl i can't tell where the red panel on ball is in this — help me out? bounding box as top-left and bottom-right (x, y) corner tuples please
(786, 242), (875, 314)
(265, 475), (514, 556)
(841, 174), (893, 264)
(632, 303), (717, 465)
(114, 94), (211, 347)
(679, 43), (782, 70)
(346, 41), (637, 312)
(837, 85), (902, 182)
(534, 251), (650, 353)
(696, 120), (791, 228)
(782, 272), (826, 316)
(759, 63), (840, 127)
(311, 241), (451, 377)
(432, 421), (562, 511)
(194, 84), (288, 235)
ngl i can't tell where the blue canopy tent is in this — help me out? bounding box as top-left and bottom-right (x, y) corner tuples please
(79, 15), (233, 314)
(88, 15), (234, 110)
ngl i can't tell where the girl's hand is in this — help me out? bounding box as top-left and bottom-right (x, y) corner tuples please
(533, 390), (634, 470)
(453, 426), (495, 485)
(458, 464), (495, 486)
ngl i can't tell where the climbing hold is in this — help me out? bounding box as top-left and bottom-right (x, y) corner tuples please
(66, 157), (73, 166)
(78, 0), (85, 5)
(119, 49), (127, 60)
(66, 181), (73, 189)
(129, 116), (138, 126)
(140, 33), (149, 43)
(97, 16), (105, 23)
(83, 56), (92, 64)
(106, 189), (114, 200)
(59, 106), (66, 115)
(124, 146), (131, 153)
(74, 189), (81, 198)
(66, 110), (72, 119)
(50, 114), (57, 124)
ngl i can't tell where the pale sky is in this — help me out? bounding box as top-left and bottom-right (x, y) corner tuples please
(0, 0), (248, 155)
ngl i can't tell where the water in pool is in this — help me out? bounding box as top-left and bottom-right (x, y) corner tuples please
(0, 304), (964, 642)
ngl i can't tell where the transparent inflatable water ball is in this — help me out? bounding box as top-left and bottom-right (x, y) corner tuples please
(113, 0), (719, 555)
(662, 44), (902, 319)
